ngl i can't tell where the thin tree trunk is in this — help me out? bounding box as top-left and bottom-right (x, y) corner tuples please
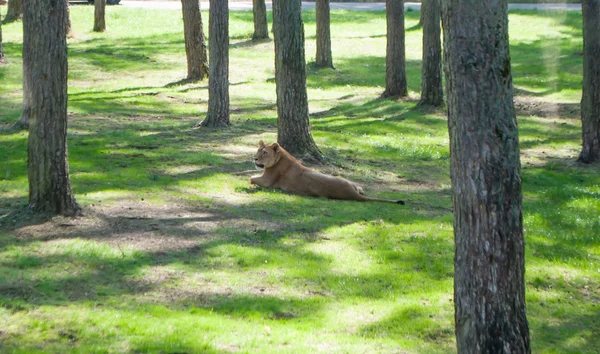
(24, 0), (81, 216)
(418, 0), (443, 107)
(252, 0), (269, 40)
(578, 0), (600, 163)
(93, 0), (106, 32)
(182, 0), (208, 80)
(4, 0), (23, 23)
(441, 1), (530, 353)
(382, 0), (407, 98)
(315, 0), (334, 68)
(273, 0), (322, 161)
(200, 0), (229, 127)
(0, 14), (6, 64)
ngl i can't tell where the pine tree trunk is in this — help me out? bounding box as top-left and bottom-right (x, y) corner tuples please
(382, 0), (407, 98)
(315, 0), (333, 68)
(24, 0), (81, 216)
(201, 0), (229, 127)
(93, 0), (106, 32)
(182, 0), (208, 80)
(252, 0), (269, 40)
(273, 0), (322, 161)
(441, 1), (530, 353)
(0, 15), (6, 64)
(578, 0), (600, 163)
(418, 0), (443, 107)
(5, 0), (23, 23)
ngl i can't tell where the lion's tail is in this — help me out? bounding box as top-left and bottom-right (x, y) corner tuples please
(362, 196), (405, 205)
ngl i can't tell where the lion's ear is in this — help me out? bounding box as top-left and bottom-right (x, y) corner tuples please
(259, 140), (265, 147)
(272, 143), (279, 151)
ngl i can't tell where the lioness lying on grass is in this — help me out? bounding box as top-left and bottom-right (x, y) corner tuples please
(250, 140), (404, 204)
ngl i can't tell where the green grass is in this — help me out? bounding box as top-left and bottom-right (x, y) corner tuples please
(0, 5), (598, 354)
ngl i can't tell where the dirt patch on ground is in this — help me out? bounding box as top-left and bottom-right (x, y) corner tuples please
(514, 96), (579, 119)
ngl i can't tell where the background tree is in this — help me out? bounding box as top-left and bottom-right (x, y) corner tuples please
(418, 0), (443, 107)
(182, 0), (208, 80)
(93, 0), (106, 32)
(252, 0), (269, 40)
(200, 0), (229, 127)
(315, 0), (334, 68)
(0, 14), (6, 64)
(273, 0), (321, 161)
(23, 0), (81, 216)
(4, 0), (22, 23)
(578, 0), (600, 163)
(441, 1), (531, 352)
(382, 0), (407, 98)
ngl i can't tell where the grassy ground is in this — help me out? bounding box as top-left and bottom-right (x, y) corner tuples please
(0, 5), (598, 354)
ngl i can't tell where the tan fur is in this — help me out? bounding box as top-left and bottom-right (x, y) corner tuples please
(250, 141), (404, 204)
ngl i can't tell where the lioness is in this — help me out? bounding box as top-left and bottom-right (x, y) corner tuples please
(250, 140), (405, 204)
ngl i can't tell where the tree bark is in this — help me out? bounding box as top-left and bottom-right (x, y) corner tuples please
(93, 0), (106, 32)
(578, 0), (600, 163)
(382, 0), (407, 98)
(273, 0), (322, 161)
(5, 0), (23, 23)
(182, 0), (208, 80)
(200, 0), (229, 127)
(418, 0), (443, 107)
(23, 0), (81, 216)
(441, 1), (530, 353)
(252, 0), (269, 40)
(315, 0), (334, 68)
(0, 15), (6, 64)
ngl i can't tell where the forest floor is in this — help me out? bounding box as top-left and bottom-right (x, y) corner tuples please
(0, 6), (598, 354)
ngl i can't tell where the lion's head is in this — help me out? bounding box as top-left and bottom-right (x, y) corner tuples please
(254, 140), (280, 169)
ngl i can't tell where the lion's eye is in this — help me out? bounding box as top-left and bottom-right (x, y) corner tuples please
(262, 151), (267, 155)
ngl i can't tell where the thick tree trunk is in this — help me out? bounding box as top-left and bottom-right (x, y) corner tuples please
(441, 1), (530, 353)
(23, 0), (81, 216)
(252, 0), (269, 40)
(5, 0), (23, 23)
(93, 0), (106, 32)
(418, 0), (443, 107)
(0, 15), (6, 64)
(273, 0), (322, 161)
(201, 0), (229, 127)
(578, 0), (600, 163)
(382, 0), (407, 98)
(315, 0), (334, 68)
(182, 0), (208, 80)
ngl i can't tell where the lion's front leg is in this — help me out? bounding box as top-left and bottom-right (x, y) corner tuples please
(250, 175), (272, 188)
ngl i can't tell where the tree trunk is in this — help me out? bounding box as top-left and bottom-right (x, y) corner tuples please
(578, 0), (600, 163)
(200, 0), (229, 127)
(441, 1), (530, 353)
(252, 0), (269, 40)
(93, 0), (106, 32)
(182, 0), (208, 80)
(418, 0), (443, 107)
(5, 0), (23, 23)
(23, 0), (81, 216)
(0, 15), (6, 64)
(382, 0), (407, 98)
(273, 0), (322, 161)
(315, 0), (334, 68)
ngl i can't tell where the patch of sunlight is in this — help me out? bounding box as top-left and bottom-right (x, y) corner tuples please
(0, 132), (28, 143)
(78, 190), (139, 201)
(305, 233), (377, 276)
